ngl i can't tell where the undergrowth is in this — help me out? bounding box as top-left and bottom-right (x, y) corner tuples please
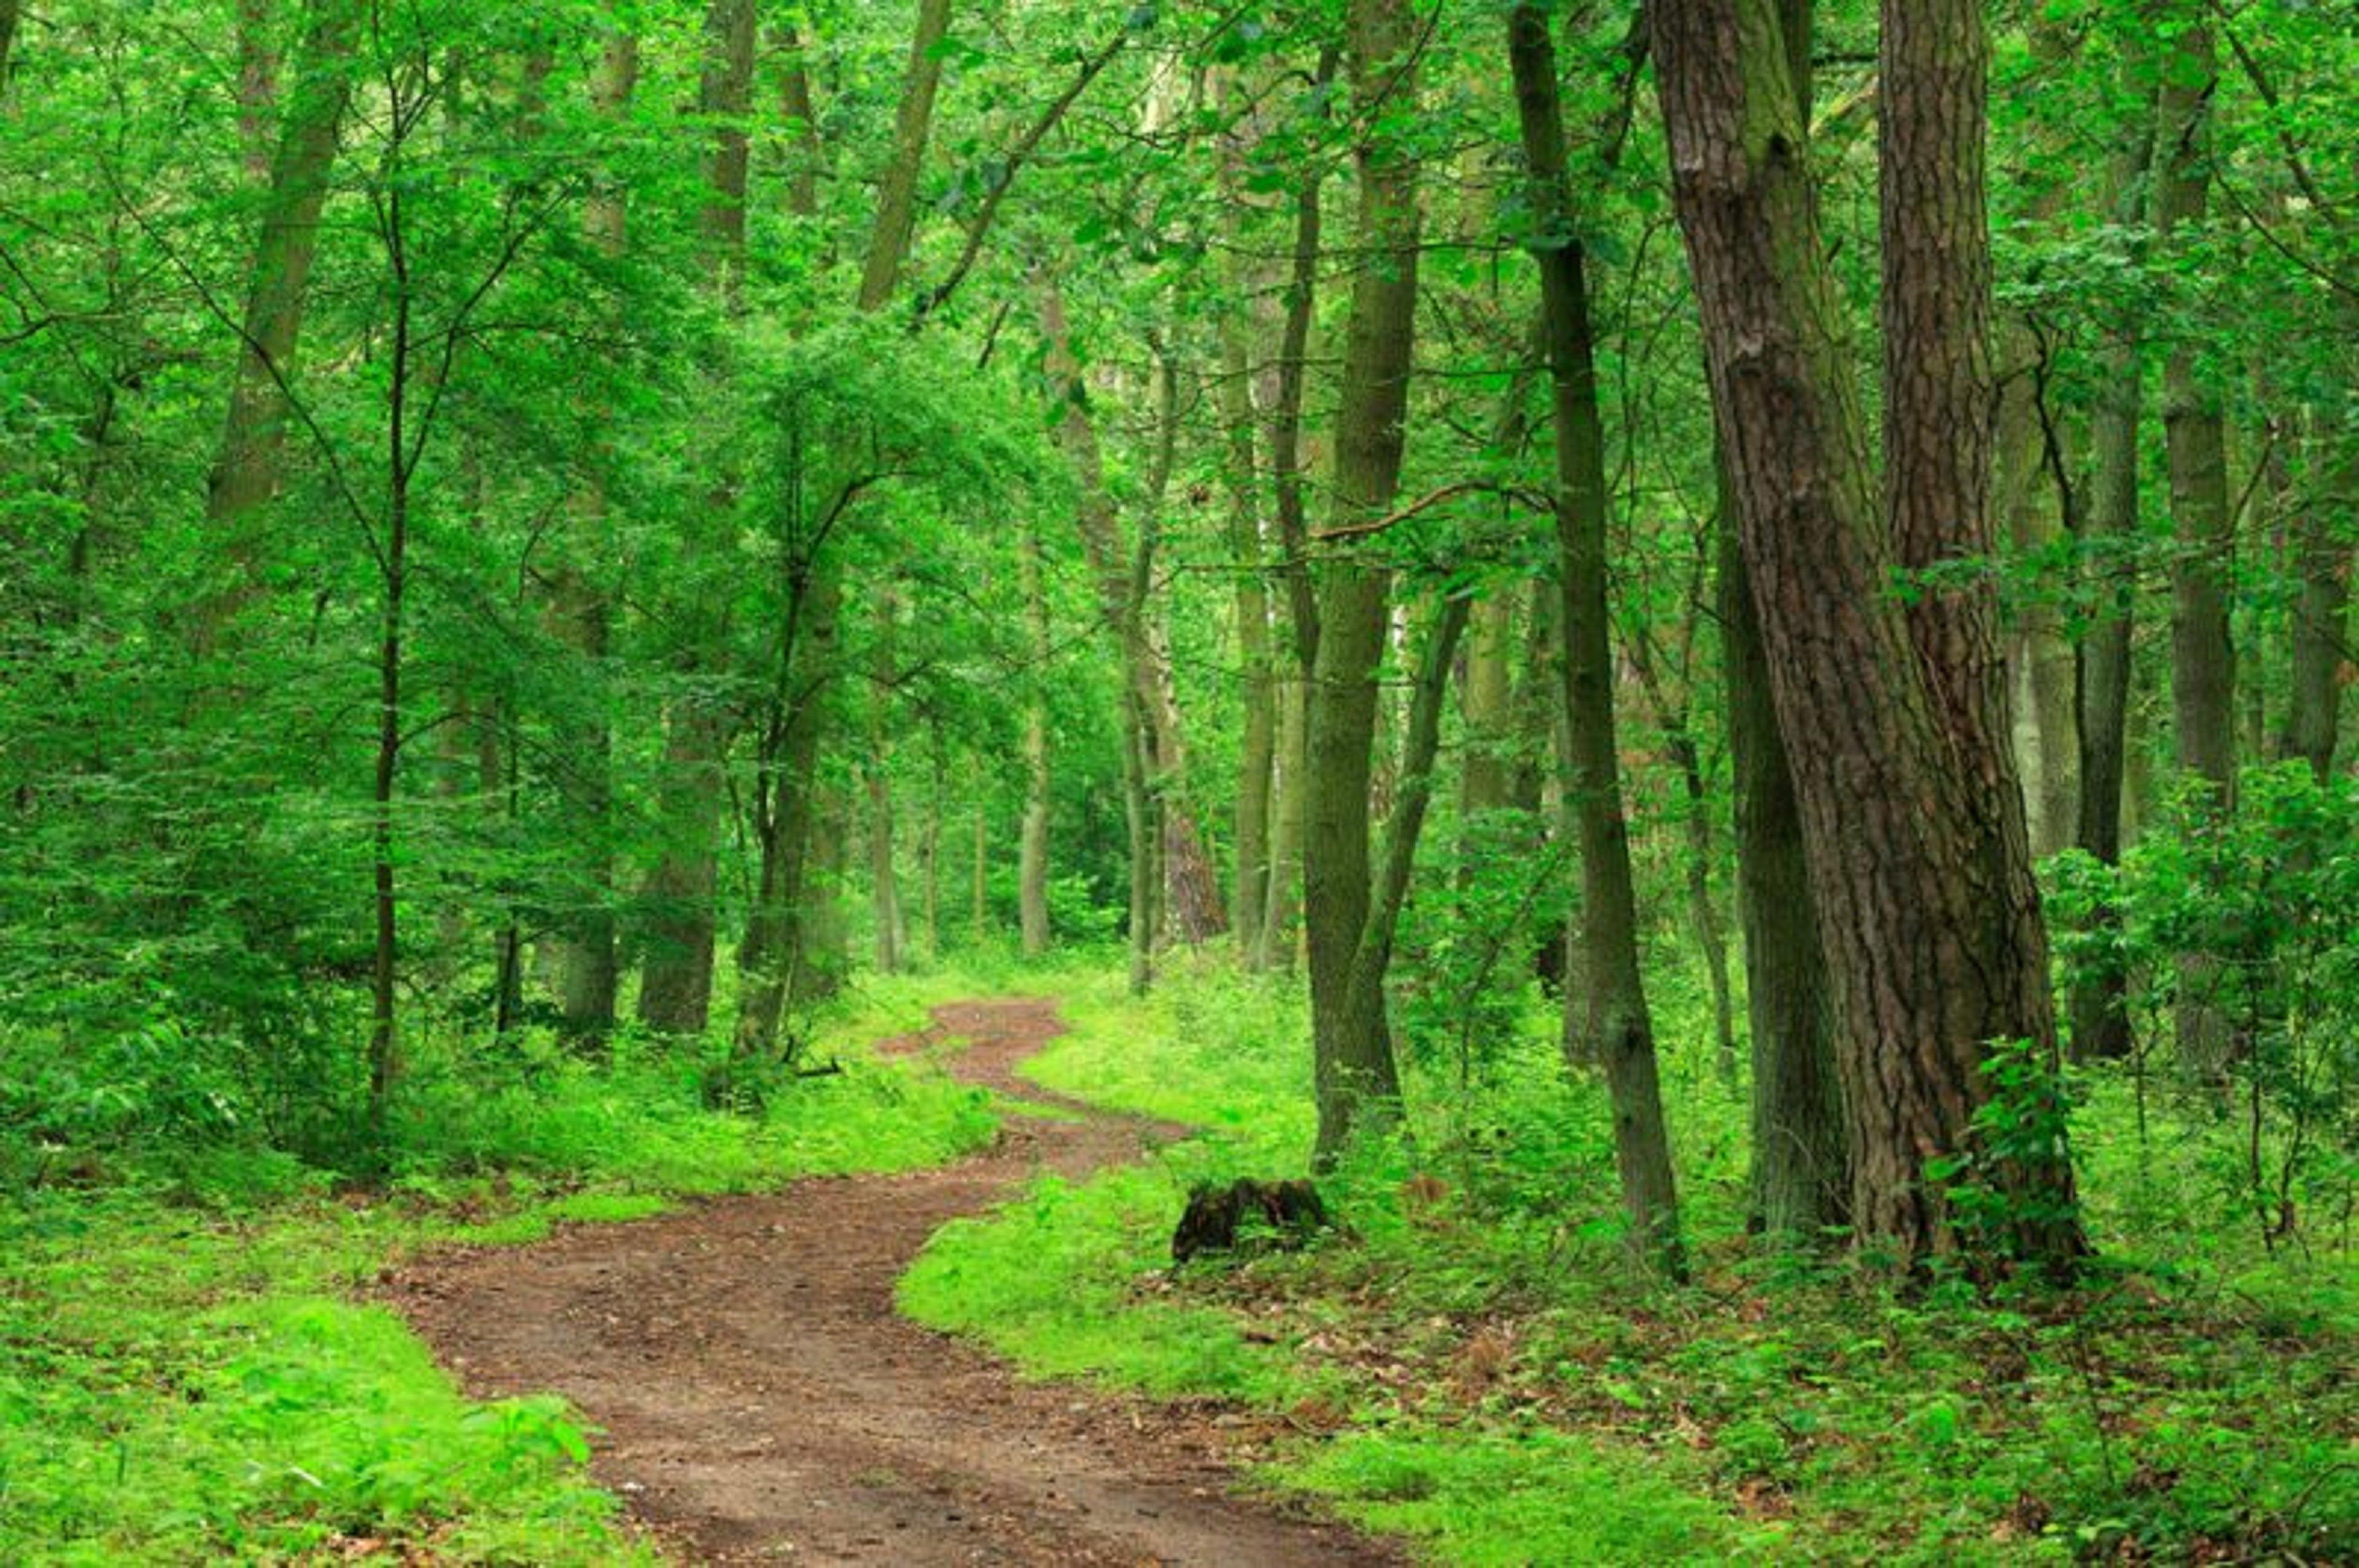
(900, 950), (2359, 1564)
(0, 977), (998, 1564)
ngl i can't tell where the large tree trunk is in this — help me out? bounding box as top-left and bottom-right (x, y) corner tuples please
(197, 0), (357, 647)
(1716, 0), (1846, 1241)
(1307, 0), (1421, 1168)
(1653, 0), (2084, 1272)
(2156, 13), (2237, 1078)
(1509, 2), (1682, 1276)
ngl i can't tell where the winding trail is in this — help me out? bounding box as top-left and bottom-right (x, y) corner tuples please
(390, 999), (1398, 1566)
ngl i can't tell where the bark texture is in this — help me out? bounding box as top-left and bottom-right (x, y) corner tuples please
(1652, 0), (2083, 1270)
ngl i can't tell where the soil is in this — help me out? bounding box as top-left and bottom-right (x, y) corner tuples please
(388, 998), (1402, 1566)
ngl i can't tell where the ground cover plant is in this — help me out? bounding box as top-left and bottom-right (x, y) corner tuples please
(905, 956), (2359, 1564)
(1, 981), (998, 1563)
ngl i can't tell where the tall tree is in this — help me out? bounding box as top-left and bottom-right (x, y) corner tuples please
(1305, 0), (1422, 1165)
(196, 0), (357, 647)
(2155, 10), (2237, 1078)
(638, 0), (756, 1036)
(2068, 39), (2157, 1066)
(1507, 1), (1682, 1275)
(1653, 0), (2084, 1270)
(547, 25), (640, 1043)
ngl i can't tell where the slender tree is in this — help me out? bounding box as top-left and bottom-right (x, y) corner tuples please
(1508, 1), (1682, 1275)
(1305, 0), (1422, 1164)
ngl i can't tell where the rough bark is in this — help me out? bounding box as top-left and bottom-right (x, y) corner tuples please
(1653, 0), (2084, 1271)
(1510, 2), (1682, 1275)
(1306, 0), (1421, 1167)
(1710, 0), (1847, 1240)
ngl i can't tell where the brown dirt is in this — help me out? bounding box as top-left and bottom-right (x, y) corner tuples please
(388, 998), (1401, 1566)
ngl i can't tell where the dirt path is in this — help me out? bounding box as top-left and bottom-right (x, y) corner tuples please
(390, 999), (1399, 1566)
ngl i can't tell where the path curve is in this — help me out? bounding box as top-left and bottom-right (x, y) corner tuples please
(389, 999), (1399, 1566)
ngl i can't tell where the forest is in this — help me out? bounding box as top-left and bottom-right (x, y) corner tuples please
(2, 0), (2354, 1560)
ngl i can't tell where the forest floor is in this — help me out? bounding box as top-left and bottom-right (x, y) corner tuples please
(387, 997), (1400, 1566)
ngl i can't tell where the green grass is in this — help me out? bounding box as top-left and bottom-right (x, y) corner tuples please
(0, 985), (1000, 1564)
(1272, 1426), (1769, 1566)
(896, 951), (2359, 1565)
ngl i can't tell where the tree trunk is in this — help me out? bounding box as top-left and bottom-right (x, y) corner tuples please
(1461, 594), (1517, 821)
(197, 0), (357, 647)
(2156, 13), (2237, 1078)
(859, 0), (953, 314)
(1307, 0), (1422, 1168)
(235, 0), (279, 186)
(1019, 526), (1053, 956)
(639, 0), (755, 1032)
(2068, 61), (2154, 1066)
(548, 26), (638, 1045)
(972, 795), (990, 943)
(1653, 0), (2084, 1272)
(869, 593), (904, 975)
(732, 555), (842, 1061)
(1510, 2), (1682, 1276)
(1337, 594), (1470, 1128)
(1253, 46), (1334, 977)
(1258, 666), (1307, 970)
(638, 699), (726, 1033)
(2282, 351), (2355, 781)
(1223, 317), (1275, 964)
(1724, 511), (1848, 1239)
